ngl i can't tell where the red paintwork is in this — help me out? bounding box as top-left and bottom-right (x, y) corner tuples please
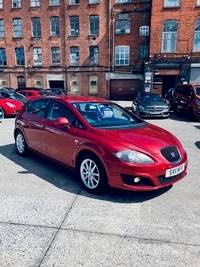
(14, 95), (188, 191)
(18, 90), (43, 99)
(0, 98), (23, 116)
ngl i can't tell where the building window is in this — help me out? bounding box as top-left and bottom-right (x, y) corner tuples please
(69, 0), (79, 4)
(115, 46), (130, 66)
(0, 20), (5, 38)
(164, 0), (180, 7)
(32, 18), (41, 37)
(17, 76), (26, 88)
(139, 44), (148, 59)
(12, 0), (21, 8)
(162, 20), (178, 52)
(70, 47), (79, 65)
(116, 0), (131, 3)
(50, 0), (59, 5)
(51, 47), (60, 65)
(33, 48), (42, 66)
(30, 0), (40, 6)
(89, 76), (98, 95)
(50, 17), (60, 36)
(116, 20), (130, 34)
(13, 19), (23, 38)
(15, 48), (25, 66)
(89, 46), (98, 65)
(0, 0), (3, 9)
(193, 20), (200, 51)
(90, 15), (99, 35)
(89, 0), (100, 3)
(197, 0), (200, 6)
(70, 77), (79, 94)
(70, 16), (79, 36)
(139, 26), (149, 36)
(0, 48), (7, 66)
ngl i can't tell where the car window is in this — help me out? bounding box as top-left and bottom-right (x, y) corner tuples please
(47, 101), (76, 125)
(27, 99), (50, 117)
(74, 102), (143, 129)
(194, 86), (200, 96)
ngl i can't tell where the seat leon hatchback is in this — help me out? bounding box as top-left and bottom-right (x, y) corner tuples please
(14, 95), (188, 194)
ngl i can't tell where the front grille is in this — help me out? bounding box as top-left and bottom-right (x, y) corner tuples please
(158, 172), (184, 184)
(161, 146), (180, 163)
(146, 107), (163, 112)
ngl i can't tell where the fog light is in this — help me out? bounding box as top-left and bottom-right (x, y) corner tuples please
(134, 177), (141, 183)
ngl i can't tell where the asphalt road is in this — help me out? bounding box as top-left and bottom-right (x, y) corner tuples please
(0, 113), (199, 267)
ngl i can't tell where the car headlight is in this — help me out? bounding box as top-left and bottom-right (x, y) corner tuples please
(6, 102), (16, 108)
(114, 150), (154, 164)
(163, 105), (169, 111)
(138, 105), (145, 111)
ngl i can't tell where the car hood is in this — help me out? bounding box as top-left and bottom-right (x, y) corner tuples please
(139, 100), (167, 108)
(93, 123), (181, 154)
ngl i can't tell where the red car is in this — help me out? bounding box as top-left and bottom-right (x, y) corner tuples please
(0, 96), (23, 118)
(18, 90), (44, 99)
(14, 96), (188, 193)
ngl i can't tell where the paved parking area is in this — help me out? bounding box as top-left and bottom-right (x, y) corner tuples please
(0, 115), (200, 267)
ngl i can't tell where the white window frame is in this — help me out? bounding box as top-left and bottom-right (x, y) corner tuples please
(69, 0), (79, 4)
(0, 19), (5, 38)
(33, 48), (42, 66)
(51, 47), (60, 65)
(50, 0), (59, 5)
(162, 20), (178, 53)
(197, 0), (200, 6)
(139, 26), (149, 36)
(89, 0), (100, 3)
(30, 0), (40, 7)
(12, 0), (21, 8)
(13, 18), (23, 38)
(193, 20), (200, 52)
(164, 0), (180, 7)
(116, 0), (131, 3)
(0, 0), (3, 9)
(115, 46), (130, 66)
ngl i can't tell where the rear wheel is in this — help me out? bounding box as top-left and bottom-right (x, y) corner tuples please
(15, 130), (28, 156)
(77, 153), (108, 194)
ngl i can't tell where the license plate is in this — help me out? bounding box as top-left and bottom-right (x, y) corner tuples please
(165, 163), (185, 178)
(150, 111), (160, 114)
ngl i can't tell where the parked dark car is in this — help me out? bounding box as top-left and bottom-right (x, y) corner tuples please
(14, 95), (187, 194)
(0, 88), (28, 103)
(133, 92), (170, 118)
(45, 88), (67, 96)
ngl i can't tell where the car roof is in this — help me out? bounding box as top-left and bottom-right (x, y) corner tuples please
(30, 95), (110, 104)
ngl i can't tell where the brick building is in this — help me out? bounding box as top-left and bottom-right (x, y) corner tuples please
(0, 0), (150, 100)
(148, 0), (200, 97)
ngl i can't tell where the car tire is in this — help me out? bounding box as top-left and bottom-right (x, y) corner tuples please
(0, 107), (5, 119)
(77, 153), (108, 194)
(15, 130), (28, 156)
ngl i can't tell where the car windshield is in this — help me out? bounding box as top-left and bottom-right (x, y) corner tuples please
(73, 102), (145, 129)
(140, 94), (162, 102)
(9, 91), (26, 100)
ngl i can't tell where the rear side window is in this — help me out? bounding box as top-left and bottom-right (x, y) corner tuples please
(27, 99), (50, 117)
(175, 85), (191, 96)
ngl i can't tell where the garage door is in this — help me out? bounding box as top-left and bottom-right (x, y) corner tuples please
(110, 79), (142, 100)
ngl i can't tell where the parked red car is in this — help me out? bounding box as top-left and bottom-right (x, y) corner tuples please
(0, 96), (24, 118)
(14, 96), (188, 193)
(18, 90), (44, 99)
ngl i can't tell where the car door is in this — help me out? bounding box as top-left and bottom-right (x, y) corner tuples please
(23, 99), (50, 152)
(40, 100), (79, 166)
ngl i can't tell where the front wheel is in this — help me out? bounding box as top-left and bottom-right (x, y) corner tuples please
(0, 107), (5, 119)
(77, 153), (108, 194)
(15, 130), (28, 156)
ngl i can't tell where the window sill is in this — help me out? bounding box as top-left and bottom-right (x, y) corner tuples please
(163, 5), (180, 9)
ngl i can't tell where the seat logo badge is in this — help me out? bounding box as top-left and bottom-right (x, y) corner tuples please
(171, 152), (176, 158)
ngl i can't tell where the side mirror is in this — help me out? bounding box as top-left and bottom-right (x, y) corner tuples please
(55, 117), (69, 128)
